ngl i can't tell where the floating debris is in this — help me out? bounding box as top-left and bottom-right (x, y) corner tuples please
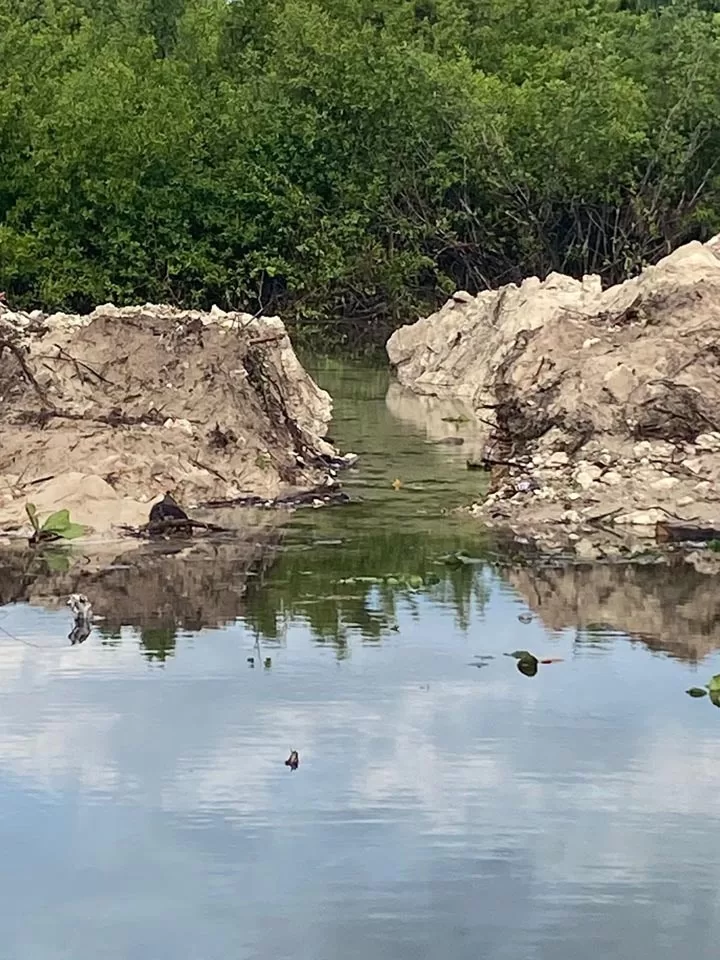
(67, 593), (93, 645)
(285, 750), (299, 771)
(247, 657), (255, 667)
(518, 613), (532, 624)
(337, 573), (427, 589)
(505, 649), (563, 676)
(201, 487), (351, 510)
(67, 593), (92, 621)
(392, 478), (403, 491)
(264, 657), (272, 669)
(516, 654), (539, 676)
(687, 674), (720, 705)
(439, 551), (484, 567)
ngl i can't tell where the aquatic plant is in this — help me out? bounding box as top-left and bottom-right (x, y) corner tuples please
(25, 503), (85, 545)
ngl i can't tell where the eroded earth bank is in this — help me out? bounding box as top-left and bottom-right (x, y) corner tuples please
(0, 301), (345, 539)
(387, 235), (720, 557)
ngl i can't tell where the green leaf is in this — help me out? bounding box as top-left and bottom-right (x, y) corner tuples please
(57, 522), (85, 540)
(25, 502), (40, 532)
(686, 687), (708, 698)
(41, 509), (71, 534)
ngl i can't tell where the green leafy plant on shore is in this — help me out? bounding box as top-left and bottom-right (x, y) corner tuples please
(25, 503), (85, 545)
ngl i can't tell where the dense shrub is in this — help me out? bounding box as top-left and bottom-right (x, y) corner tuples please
(1, 0), (719, 347)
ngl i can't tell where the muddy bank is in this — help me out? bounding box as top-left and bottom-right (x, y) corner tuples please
(387, 236), (720, 546)
(0, 302), (343, 537)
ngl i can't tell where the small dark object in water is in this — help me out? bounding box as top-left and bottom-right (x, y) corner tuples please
(516, 654), (539, 677)
(285, 750), (299, 771)
(430, 436), (464, 446)
(466, 459), (488, 471)
(468, 661), (489, 669)
(264, 657), (272, 668)
(149, 491), (188, 523)
(247, 657), (255, 667)
(518, 613), (532, 624)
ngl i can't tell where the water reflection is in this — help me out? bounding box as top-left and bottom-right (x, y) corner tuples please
(503, 558), (720, 661)
(384, 379), (489, 461)
(243, 532), (491, 651)
(0, 520), (282, 660)
(1, 362), (720, 960)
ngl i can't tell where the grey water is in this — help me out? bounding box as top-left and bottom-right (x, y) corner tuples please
(1, 361), (720, 960)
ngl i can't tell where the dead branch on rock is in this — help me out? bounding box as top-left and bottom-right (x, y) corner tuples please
(13, 407), (185, 429)
(119, 517), (232, 539)
(0, 337), (56, 408)
(48, 346), (111, 384)
(634, 387), (720, 441)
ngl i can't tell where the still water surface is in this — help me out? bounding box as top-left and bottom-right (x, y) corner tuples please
(1, 362), (720, 959)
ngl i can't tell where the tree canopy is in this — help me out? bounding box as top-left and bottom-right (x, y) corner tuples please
(1, 0), (719, 346)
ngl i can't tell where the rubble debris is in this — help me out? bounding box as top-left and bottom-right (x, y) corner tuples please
(387, 235), (720, 547)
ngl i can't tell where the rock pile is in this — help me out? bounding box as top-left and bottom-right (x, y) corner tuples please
(0, 301), (342, 534)
(387, 236), (720, 549)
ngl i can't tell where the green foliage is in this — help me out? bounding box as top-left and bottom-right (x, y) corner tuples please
(25, 502), (86, 541)
(1, 0), (720, 346)
(687, 674), (720, 706)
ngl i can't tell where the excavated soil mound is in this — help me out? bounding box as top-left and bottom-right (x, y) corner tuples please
(0, 303), (338, 534)
(387, 236), (720, 547)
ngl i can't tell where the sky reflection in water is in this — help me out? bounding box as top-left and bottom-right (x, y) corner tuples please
(0, 363), (719, 960)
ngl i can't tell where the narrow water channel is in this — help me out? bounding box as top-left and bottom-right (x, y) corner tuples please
(1, 362), (720, 960)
